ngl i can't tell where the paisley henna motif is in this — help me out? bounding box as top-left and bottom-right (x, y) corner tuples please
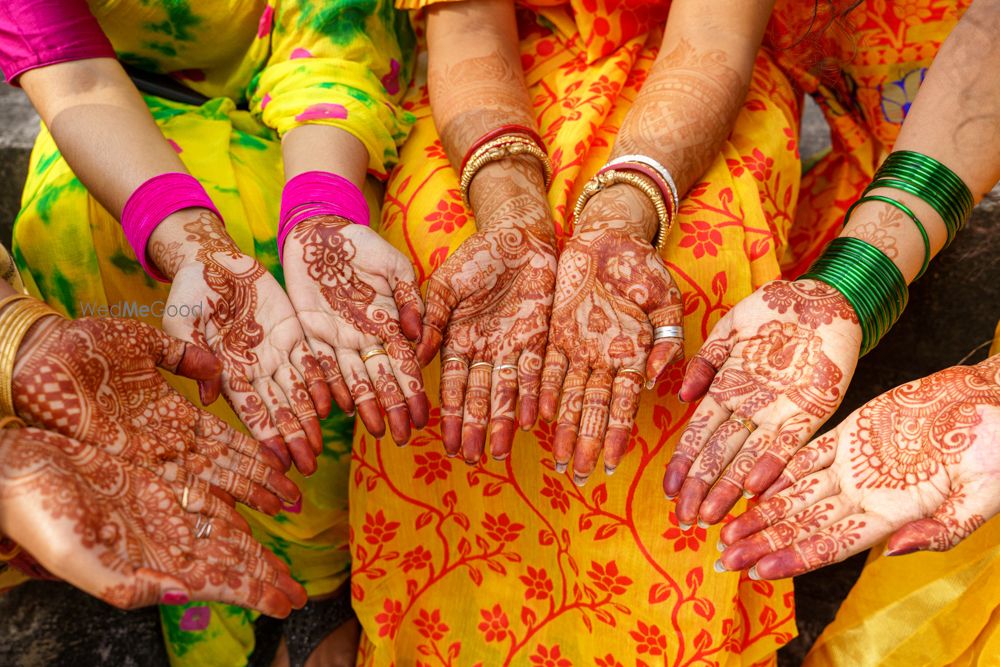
(0, 428), (306, 615)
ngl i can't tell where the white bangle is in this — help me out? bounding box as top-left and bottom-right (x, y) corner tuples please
(605, 154), (680, 216)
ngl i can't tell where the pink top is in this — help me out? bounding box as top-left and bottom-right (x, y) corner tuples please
(0, 0), (115, 84)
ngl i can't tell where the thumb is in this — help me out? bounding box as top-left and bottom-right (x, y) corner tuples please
(678, 310), (737, 403)
(886, 489), (989, 556)
(159, 298), (223, 406)
(388, 258), (424, 342)
(416, 277), (457, 367)
(125, 568), (194, 609)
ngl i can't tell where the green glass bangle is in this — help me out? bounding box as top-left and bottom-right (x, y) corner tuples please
(843, 194), (930, 279)
(802, 237), (908, 355)
(876, 151), (974, 245)
(884, 151), (973, 214)
(867, 174), (964, 247)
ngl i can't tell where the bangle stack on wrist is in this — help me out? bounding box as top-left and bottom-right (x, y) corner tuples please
(0, 295), (60, 418)
(572, 154), (679, 251)
(843, 150), (973, 279)
(459, 125), (552, 210)
(802, 237), (908, 356)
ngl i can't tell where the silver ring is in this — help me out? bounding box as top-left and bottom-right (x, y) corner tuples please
(496, 364), (519, 372)
(442, 356), (467, 366)
(194, 515), (213, 539)
(469, 361), (494, 371)
(653, 325), (684, 340)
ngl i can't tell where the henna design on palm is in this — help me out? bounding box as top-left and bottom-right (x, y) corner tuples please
(665, 279), (862, 527)
(159, 212), (329, 475)
(13, 316), (299, 515)
(0, 428), (307, 615)
(718, 358), (1000, 579)
(283, 215), (427, 446)
(540, 185), (684, 486)
(417, 158), (557, 463)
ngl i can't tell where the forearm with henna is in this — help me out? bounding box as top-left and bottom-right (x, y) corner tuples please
(613, 0), (774, 195)
(427, 0), (535, 167)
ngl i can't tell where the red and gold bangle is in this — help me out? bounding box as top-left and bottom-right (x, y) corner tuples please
(573, 169), (671, 251)
(459, 124), (546, 177)
(459, 133), (552, 209)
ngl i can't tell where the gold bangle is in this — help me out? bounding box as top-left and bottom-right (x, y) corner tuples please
(0, 299), (61, 418)
(459, 135), (553, 210)
(573, 170), (671, 251)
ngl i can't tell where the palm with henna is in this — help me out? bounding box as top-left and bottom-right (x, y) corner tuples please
(283, 215), (429, 446)
(0, 427), (308, 616)
(417, 158), (557, 463)
(541, 185), (684, 486)
(11, 313), (299, 516)
(664, 279), (861, 526)
(718, 355), (1000, 579)
(150, 210), (331, 475)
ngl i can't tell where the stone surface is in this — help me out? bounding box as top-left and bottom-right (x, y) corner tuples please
(0, 85), (38, 248)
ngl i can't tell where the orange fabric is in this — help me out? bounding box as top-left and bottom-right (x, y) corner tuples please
(352, 9), (801, 665)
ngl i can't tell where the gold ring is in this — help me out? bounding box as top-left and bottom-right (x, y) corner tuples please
(732, 416), (757, 434)
(181, 485), (190, 511)
(360, 347), (388, 363)
(469, 361), (494, 371)
(619, 368), (646, 383)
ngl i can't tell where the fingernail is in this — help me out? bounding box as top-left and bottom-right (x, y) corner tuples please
(555, 461), (568, 474)
(664, 492), (677, 501)
(464, 458), (478, 467)
(885, 545), (919, 557)
(491, 452), (510, 461)
(445, 450), (459, 458)
(716, 540), (726, 552)
(645, 380), (655, 391)
(748, 566), (761, 580)
(161, 590), (190, 605)
(604, 464), (616, 477)
(713, 559), (727, 573)
(743, 490), (755, 499)
(572, 472), (590, 487)
(396, 441), (409, 449)
(697, 519), (709, 529)
(678, 521), (692, 531)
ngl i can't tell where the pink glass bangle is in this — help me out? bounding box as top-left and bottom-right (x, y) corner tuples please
(121, 172), (221, 282)
(277, 171), (369, 263)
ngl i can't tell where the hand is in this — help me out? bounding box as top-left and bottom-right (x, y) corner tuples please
(664, 279), (862, 526)
(416, 157), (557, 462)
(12, 315), (299, 515)
(150, 210), (331, 475)
(718, 357), (1000, 579)
(0, 427), (307, 616)
(283, 215), (428, 446)
(540, 184), (683, 485)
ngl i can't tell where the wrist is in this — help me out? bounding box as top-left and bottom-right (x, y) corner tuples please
(468, 155), (553, 238)
(0, 297), (62, 419)
(574, 184), (658, 242)
(147, 208), (226, 278)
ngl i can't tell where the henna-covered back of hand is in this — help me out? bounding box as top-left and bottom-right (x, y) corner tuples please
(719, 356), (1000, 579)
(541, 184), (684, 486)
(417, 157), (557, 463)
(0, 427), (307, 616)
(665, 279), (862, 526)
(13, 316), (299, 515)
(152, 211), (330, 475)
(283, 215), (428, 446)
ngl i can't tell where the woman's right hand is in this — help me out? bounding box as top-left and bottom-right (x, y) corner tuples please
(416, 157), (558, 463)
(664, 279), (862, 526)
(0, 427), (307, 617)
(150, 210), (331, 475)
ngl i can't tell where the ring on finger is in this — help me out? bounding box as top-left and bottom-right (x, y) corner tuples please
(496, 364), (519, 372)
(360, 347), (388, 363)
(193, 515), (213, 539)
(442, 356), (467, 366)
(730, 416), (757, 434)
(619, 368), (646, 383)
(180, 485), (190, 511)
(653, 325), (684, 341)
(469, 361), (494, 371)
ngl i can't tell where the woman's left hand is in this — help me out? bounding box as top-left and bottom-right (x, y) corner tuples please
(718, 357), (1000, 579)
(540, 184), (684, 485)
(283, 216), (429, 446)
